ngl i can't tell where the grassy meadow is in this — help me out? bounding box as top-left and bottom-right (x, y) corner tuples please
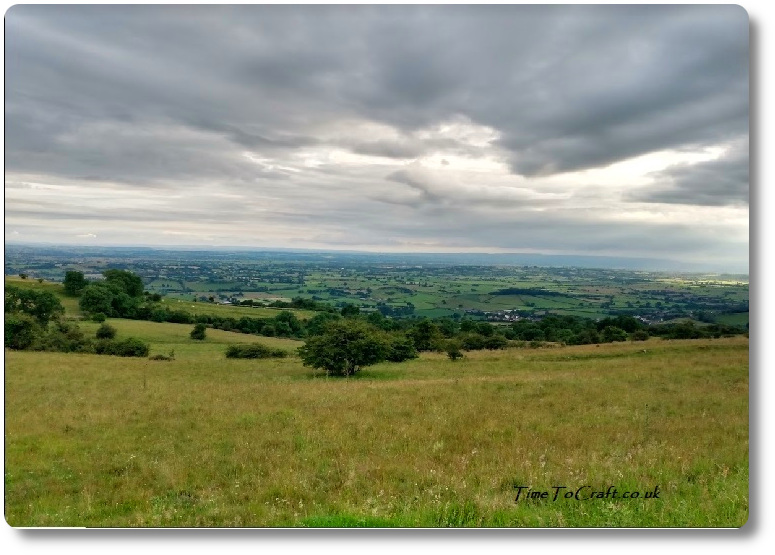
(5, 320), (748, 527)
(159, 297), (317, 321)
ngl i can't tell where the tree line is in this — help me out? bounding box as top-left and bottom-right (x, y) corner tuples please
(63, 270), (749, 347)
(5, 282), (149, 357)
(6, 269), (748, 373)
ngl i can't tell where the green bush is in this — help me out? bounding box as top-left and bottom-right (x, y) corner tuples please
(149, 350), (176, 361)
(601, 325), (628, 342)
(190, 323), (207, 340)
(386, 335), (418, 362)
(96, 322), (117, 339)
(4, 313), (41, 350)
(39, 320), (91, 353)
(94, 337), (150, 357)
(482, 335), (508, 350)
(460, 333), (486, 351)
(446, 341), (464, 361)
(225, 344), (288, 359)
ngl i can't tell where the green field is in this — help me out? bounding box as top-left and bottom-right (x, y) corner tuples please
(76, 318), (303, 359)
(5, 331), (748, 527)
(159, 297), (316, 321)
(4, 274), (749, 527)
(714, 312), (750, 327)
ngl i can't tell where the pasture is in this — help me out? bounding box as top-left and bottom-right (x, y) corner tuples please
(5, 328), (748, 527)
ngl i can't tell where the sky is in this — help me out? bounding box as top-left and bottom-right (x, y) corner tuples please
(4, 4), (749, 272)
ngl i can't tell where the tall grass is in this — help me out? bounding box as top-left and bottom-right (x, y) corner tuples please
(4, 336), (747, 527)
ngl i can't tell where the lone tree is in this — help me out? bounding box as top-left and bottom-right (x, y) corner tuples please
(298, 319), (390, 377)
(446, 341), (464, 361)
(190, 323), (207, 340)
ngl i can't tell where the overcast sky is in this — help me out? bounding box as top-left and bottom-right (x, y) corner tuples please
(4, 5), (749, 271)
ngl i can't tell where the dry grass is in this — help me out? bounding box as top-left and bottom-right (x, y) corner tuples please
(4, 335), (748, 527)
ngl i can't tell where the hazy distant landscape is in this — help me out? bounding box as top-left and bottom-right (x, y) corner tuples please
(6, 245), (749, 327)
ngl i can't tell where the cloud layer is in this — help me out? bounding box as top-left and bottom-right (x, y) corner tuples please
(4, 5), (749, 271)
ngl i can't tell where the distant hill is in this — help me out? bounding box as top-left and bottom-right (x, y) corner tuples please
(4, 243), (748, 274)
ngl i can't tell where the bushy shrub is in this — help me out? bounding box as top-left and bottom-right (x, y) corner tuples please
(91, 313), (107, 323)
(225, 344), (288, 359)
(4, 313), (41, 350)
(630, 330), (649, 341)
(96, 322), (117, 339)
(150, 309), (168, 323)
(482, 335), (508, 350)
(446, 341), (464, 361)
(79, 283), (117, 317)
(569, 329), (600, 345)
(163, 310), (191, 324)
(190, 323), (207, 340)
(386, 335), (418, 362)
(94, 337), (150, 357)
(39, 320), (91, 353)
(460, 333), (486, 351)
(601, 325), (628, 342)
(149, 350), (176, 361)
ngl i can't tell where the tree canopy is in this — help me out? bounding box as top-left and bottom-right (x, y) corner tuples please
(63, 271), (89, 296)
(5, 286), (64, 326)
(79, 270), (145, 317)
(103, 269), (145, 298)
(298, 319), (391, 377)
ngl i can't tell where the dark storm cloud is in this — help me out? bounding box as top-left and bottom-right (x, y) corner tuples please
(628, 140), (749, 206)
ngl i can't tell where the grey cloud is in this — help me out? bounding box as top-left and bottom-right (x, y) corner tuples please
(385, 167), (561, 209)
(3, 5), (748, 270)
(628, 141), (749, 206)
(348, 136), (486, 161)
(6, 5), (748, 182)
(336, 5), (749, 177)
(352, 140), (426, 160)
(386, 168), (445, 203)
